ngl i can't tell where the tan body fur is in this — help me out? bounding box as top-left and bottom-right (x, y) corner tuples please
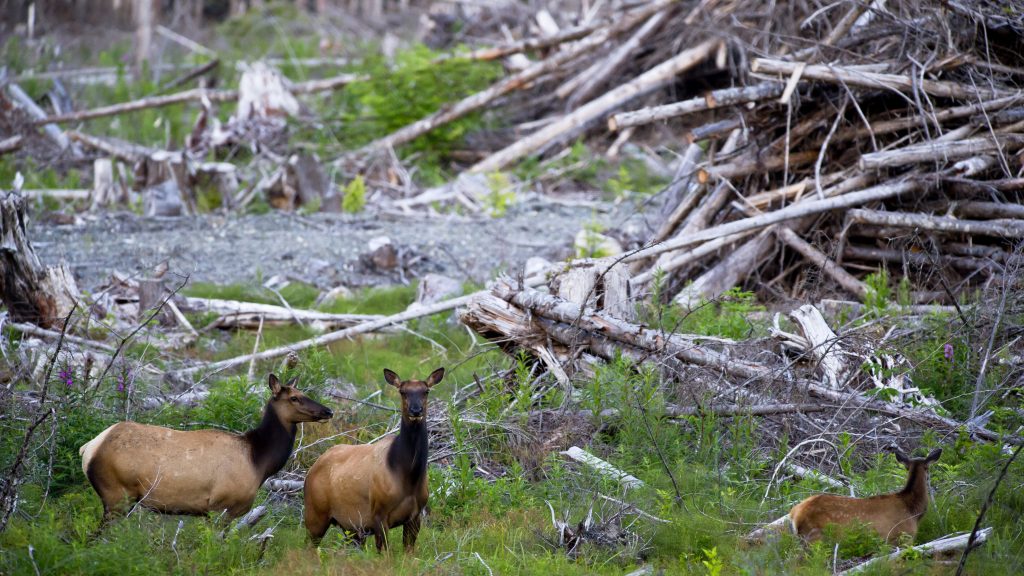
(786, 448), (942, 545)
(304, 367), (443, 552)
(80, 374), (332, 524)
(304, 436), (428, 545)
(80, 422), (267, 518)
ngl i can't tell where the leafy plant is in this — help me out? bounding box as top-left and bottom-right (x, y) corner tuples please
(342, 175), (367, 213)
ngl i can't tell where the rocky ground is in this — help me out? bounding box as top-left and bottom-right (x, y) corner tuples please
(29, 198), (631, 291)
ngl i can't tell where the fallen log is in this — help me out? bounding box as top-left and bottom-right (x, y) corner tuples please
(181, 297), (382, 330)
(859, 135), (1024, 170)
(843, 245), (1007, 272)
(36, 72), (362, 125)
(847, 209), (1024, 238)
(469, 282), (1015, 444)
(839, 528), (993, 575)
(7, 83), (74, 152)
(751, 58), (1015, 100)
(0, 136), (23, 156)
(665, 403), (826, 417)
(433, 19), (607, 64)
(562, 8), (670, 107)
(470, 39), (721, 173)
(776, 227), (869, 298)
(561, 446), (644, 489)
(624, 178), (926, 263)
(352, 0), (675, 157)
(609, 82), (784, 131)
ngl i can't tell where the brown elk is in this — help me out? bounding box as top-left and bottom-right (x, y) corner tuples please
(79, 374), (332, 524)
(303, 367), (444, 552)
(749, 448), (942, 544)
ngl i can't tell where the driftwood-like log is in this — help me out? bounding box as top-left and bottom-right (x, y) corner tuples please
(859, 135), (1024, 170)
(470, 39), (720, 173)
(847, 209), (1024, 238)
(181, 297), (382, 330)
(37, 73), (362, 125)
(665, 403), (826, 417)
(563, 9), (670, 107)
(843, 245), (1007, 272)
(0, 136), (23, 156)
(673, 229), (774, 307)
(561, 446), (644, 489)
(8, 83), (74, 152)
(0, 193), (78, 328)
(625, 179), (925, 263)
(751, 58), (1014, 100)
(353, 0), (675, 157)
(789, 304), (849, 389)
(469, 282), (1014, 444)
(652, 143), (704, 243)
(609, 82), (784, 131)
(433, 19), (607, 64)
(955, 201), (1024, 220)
(174, 276), (548, 378)
(776, 227), (868, 297)
(839, 528), (993, 575)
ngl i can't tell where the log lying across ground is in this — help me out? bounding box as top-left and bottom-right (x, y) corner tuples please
(461, 278), (1016, 445)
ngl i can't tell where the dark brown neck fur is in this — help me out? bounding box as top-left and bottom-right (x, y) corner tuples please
(898, 464), (930, 516)
(386, 416), (428, 487)
(244, 403), (297, 482)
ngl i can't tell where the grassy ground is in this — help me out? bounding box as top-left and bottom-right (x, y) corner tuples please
(1, 281), (1022, 575)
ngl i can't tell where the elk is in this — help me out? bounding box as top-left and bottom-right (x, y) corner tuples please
(79, 374), (332, 524)
(748, 448), (942, 544)
(304, 367), (444, 552)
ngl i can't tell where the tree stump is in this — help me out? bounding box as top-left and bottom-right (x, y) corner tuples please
(0, 192), (79, 328)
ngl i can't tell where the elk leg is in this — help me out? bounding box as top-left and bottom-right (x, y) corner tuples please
(402, 515), (420, 551)
(373, 519), (389, 553)
(304, 510), (331, 547)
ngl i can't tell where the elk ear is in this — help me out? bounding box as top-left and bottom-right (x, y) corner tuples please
(893, 449), (911, 466)
(383, 369), (402, 388)
(925, 448), (942, 463)
(268, 374), (283, 396)
(285, 376), (299, 389)
(426, 367), (445, 388)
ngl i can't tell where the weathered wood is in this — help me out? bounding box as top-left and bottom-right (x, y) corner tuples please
(470, 283), (1014, 444)
(859, 135), (1024, 170)
(353, 0), (675, 157)
(563, 9), (670, 107)
(561, 446), (644, 489)
(673, 229), (774, 307)
(955, 201), (1024, 220)
(0, 192), (78, 328)
(776, 227), (868, 298)
(652, 143), (704, 243)
(37, 72), (361, 125)
(624, 179), (925, 263)
(432, 19), (607, 64)
(700, 150), (818, 182)
(609, 82), (784, 131)
(470, 39), (721, 173)
(632, 231), (755, 289)
(181, 297), (382, 330)
(751, 58), (1015, 100)
(665, 403), (826, 417)
(0, 136), (23, 156)
(843, 245), (1009, 271)
(840, 528), (993, 575)
(847, 209), (1024, 238)
(7, 83), (73, 151)
(789, 304), (849, 389)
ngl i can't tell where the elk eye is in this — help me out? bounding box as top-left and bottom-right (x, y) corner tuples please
(290, 397), (299, 403)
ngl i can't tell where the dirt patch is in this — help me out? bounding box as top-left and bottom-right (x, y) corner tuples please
(29, 199), (623, 290)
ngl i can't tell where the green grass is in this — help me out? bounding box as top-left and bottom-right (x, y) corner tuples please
(3, 285), (1023, 575)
